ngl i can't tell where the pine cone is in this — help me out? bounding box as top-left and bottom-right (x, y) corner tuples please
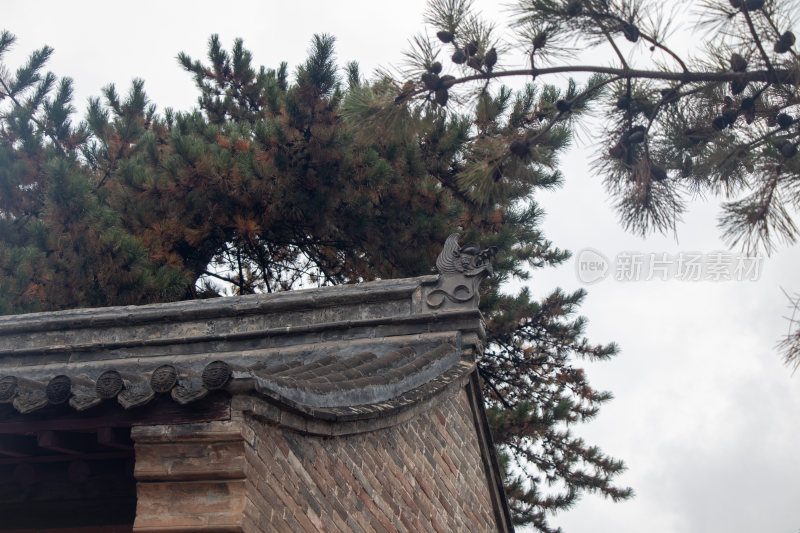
(566, 0), (583, 16)
(435, 89), (449, 107)
(484, 48), (497, 69)
(556, 100), (571, 113)
(429, 62), (443, 74)
(740, 97), (755, 112)
(467, 56), (483, 71)
(651, 165), (667, 181)
(730, 53), (747, 72)
(774, 32), (796, 54)
(421, 72), (440, 91)
(465, 41), (479, 57)
(776, 138), (798, 158)
(730, 78), (747, 95)
(533, 33), (547, 50)
(625, 125), (646, 144)
(510, 140), (530, 158)
(451, 49), (467, 64)
(722, 108), (739, 126)
(777, 113), (794, 129)
(712, 116), (728, 131)
(437, 31), (455, 44)
(622, 23), (640, 43)
(616, 95), (631, 109)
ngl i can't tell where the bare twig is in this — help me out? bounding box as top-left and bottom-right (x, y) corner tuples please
(741, 8), (775, 78)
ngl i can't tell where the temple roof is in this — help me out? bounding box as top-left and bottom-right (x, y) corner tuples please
(0, 235), (514, 530)
(0, 274), (485, 423)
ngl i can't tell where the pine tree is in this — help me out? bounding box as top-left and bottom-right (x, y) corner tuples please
(0, 34), (187, 313)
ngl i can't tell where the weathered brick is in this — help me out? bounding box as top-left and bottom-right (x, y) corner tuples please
(241, 388), (498, 533)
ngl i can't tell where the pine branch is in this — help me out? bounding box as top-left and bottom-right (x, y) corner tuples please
(407, 64), (795, 98)
(0, 75), (67, 156)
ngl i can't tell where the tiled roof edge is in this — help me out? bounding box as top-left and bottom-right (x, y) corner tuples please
(0, 343), (467, 419)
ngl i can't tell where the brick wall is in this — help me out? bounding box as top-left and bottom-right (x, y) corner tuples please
(242, 387), (499, 533)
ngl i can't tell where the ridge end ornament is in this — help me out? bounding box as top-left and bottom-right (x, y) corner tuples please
(426, 233), (497, 310)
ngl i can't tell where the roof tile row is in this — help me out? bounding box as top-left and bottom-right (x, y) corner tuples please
(0, 343), (464, 420)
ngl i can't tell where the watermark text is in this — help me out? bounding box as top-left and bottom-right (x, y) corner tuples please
(576, 249), (762, 284)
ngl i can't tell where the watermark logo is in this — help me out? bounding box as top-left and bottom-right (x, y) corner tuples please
(576, 248), (611, 284)
(576, 249), (762, 283)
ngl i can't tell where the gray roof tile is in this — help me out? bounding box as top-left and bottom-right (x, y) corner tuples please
(0, 343), (471, 421)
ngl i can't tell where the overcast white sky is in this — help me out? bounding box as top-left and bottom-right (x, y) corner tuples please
(3, 1), (800, 531)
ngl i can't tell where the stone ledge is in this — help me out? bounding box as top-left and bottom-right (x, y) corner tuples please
(0, 276), (438, 335)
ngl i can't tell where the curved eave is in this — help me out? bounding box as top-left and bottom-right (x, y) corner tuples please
(0, 343), (471, 425)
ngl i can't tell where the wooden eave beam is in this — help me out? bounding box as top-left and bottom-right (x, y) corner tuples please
(0, 434), (36, 457)
(37, 430), (94, 455)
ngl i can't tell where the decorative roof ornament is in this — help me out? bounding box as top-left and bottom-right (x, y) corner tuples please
(426, 233), (497, 310)
(435, 233), (497, 278)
